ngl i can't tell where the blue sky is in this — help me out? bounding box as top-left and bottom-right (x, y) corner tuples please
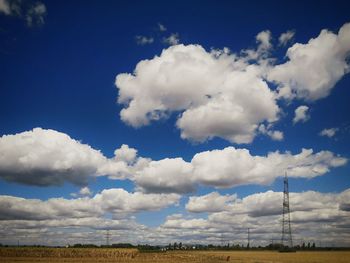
(0, 0), (350, 246)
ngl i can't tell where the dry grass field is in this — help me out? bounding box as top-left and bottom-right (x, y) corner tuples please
(0, 248), (350, 263)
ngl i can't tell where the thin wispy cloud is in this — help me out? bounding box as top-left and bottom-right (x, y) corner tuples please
(158, 22), (167, 32)
(319, 128), (339, 138)
(163, 33), (180, 45)
(135, 35), (154, 45)
(279, 30), (295, 46)
(0, 0), (47, 26)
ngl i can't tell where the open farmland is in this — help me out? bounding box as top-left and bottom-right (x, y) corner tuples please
(1, 248), (350, 263)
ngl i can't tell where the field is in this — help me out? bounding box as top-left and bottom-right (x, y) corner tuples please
(0, 248), (350, 263)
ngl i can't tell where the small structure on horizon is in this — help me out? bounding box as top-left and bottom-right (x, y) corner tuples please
(105, 229), (110, 246)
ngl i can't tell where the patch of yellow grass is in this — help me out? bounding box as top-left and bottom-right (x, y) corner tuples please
(1, 248), (350, 263)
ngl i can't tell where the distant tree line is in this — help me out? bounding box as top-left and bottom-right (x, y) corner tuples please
(1, 242), (349, 251)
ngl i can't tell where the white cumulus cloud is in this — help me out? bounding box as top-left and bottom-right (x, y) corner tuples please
(133, 146), (346, 193)
(114, 144), (138, 164)
(0, 129), (347, 193)
(116, 23), (350, 144)
(258, 124), (284, 141)
(93, 188), (180, 214)
(269, 23), (350, 101)
(0, 128), (139, 186)
(0, 188), (180, 221)
(134, 158), (195, 193)
(162, 214), (209, 229)
(116, 44), (279, 144)
(163, 33), (180, 45)
(278, 30), (295, 46)
(1, 189), (350, 246)
(135, 35), (154, 45)
(0, 0), (47, 26)
(191, 147), (347, 188)
(158, 23), (167, 32)
(0, 128), (107, 186)
(319, 127), (339, 138)
(26, 2), (46, 26)
(0, 0), (11, 14)
(293, 105), (310, 124)
(79, 186), (93, 196)
(186, 192), (237, 213)
(167, 189), (350, 246)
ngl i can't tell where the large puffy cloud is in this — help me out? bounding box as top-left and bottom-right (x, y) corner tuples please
(186, 192), (237, 213)
(93, 188), (180, 213)
(131, 146), (346, 193)
(0, 195), (101, 221)
(116, 23), (350, 144)
(0, 128), (141, 186)
(116, 43), (279, 144)
(191, 147), (347, 188)
(0, 129), (347, 192)
(0, 188), (180, 221)
(269, 23), (350, 101)
(0, 128), (106, 186)
(134, 158), (195, 193)
(113, 144), (138, 163)
(162, 214), (209, 229)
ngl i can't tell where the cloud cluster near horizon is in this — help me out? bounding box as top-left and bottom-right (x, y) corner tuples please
(0, 188), (180, 221)
(1, 188), (349, 246)
(159, 189), (350, 246)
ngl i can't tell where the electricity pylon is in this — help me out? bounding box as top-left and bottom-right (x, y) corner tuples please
(281, 173), (293, 248)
